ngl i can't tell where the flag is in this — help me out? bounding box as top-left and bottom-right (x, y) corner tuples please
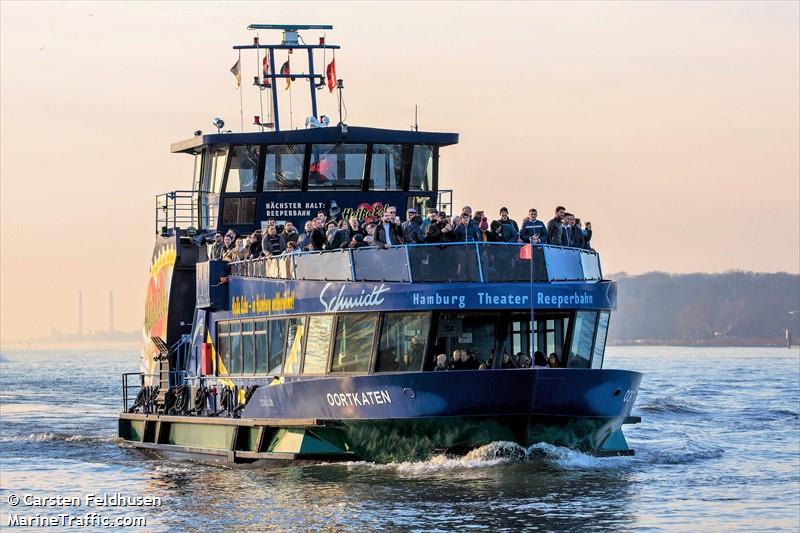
(262, 56), (271, 88)
(280, 60), (291, 90)
(230, 58), (241, 87)
(519, 243), (532, 260)
(326, 58), (336, 93)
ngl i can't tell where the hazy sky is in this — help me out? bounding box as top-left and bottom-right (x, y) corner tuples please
(1, 1), (798, 342)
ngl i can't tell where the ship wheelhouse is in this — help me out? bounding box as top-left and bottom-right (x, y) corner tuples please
(164, 126), (458, 238)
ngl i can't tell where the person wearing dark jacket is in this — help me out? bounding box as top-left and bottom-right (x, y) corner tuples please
(547, 206), (566, 246)
(261, 226), (287, 255)
(576, 219), (592, 250)
(374, 211), (403, 247)
(497, 207), (519, 233)
(281, 222), (299, 245)
(403, 215), (426, 244)
(519, 209), (548, 243)
(453, 213), (481, 242)
(424, 219), (445, 243)
(247, 230), (263, 259)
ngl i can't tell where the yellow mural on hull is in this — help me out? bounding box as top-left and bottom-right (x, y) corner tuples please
(140, 240), (177, 384)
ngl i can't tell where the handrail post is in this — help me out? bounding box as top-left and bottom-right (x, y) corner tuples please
(475, 242), (484, 283)
(347, 248), (356, 281)
(404, 245), (413, 282)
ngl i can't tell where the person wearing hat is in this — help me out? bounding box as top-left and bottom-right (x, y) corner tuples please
(401, 207), (418, 233)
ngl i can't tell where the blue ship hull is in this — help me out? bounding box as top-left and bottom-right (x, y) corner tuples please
(119, 368), (641, 463)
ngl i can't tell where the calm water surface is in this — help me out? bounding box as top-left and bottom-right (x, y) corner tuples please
(0, 346), (798, 531)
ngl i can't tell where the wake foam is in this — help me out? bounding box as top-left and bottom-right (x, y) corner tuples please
(0, 432), (117, 444)
(341, 441), (629, 473)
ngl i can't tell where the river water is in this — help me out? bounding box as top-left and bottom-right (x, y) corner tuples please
(0, 346), (798, 531)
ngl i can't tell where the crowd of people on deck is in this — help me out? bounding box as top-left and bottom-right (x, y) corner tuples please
(433, 350), (563, 371)
(208, 205), (594, 262)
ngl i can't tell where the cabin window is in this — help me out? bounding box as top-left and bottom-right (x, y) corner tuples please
(375, 312), (430, 372)
(221, 197), (256, 225)
(568, 311), (597, 368)
(255, 319), (268, 374)
(208, 146), (228, 194)
(308, 144), (367, 189)
(225, 146), (259, 193)
(229, 321), (242, 374)
(591, 311), (610, 369)
(369, 144), (404, 190)
(533, 316), (569, 363)
(302, 315), (333, 374)
(193, 150), (205, 191)
(217, 321), (231, 375)
(331, 314), (377, 374)
(409, 145), (433, 191)
(263, 144), (304, 191)
(268, 319), (287, 374)
(282, 317), (305, 374)
(241, 320), (255, 374)
(432, 312), (498, 368)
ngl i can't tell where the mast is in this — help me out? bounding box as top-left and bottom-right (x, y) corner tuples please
(233, 24), (341, 132)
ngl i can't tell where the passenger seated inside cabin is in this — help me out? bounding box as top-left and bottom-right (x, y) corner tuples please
(501, 352), (518, 369)
(463, 350), (481, 370)
(397, 353), (412, 371)
(518, 351), (533, 368)
(533, 351), (548, 368)
(450, 349), (463, 370)
(548, 353), (561, 368)
(434, 354), (448, 371)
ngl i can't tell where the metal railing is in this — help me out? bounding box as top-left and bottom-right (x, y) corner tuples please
(226, 242), (602, 283)
(155, 190), (210, 236)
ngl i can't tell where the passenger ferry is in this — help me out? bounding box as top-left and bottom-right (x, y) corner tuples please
(118, 24), (642, 464)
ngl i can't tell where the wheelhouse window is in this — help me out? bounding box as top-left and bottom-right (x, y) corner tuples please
(568, 311), (597, 368)
(369, 144), (404, 190)
(331, 314), (377, 374)
(409, 145), (434, 191)
(193, 150), (205, 191)
(591, 311), (610, 369)
(263, 144), (304, 191)
(308, 144), (367, 189)
(225, 146), (259, 193)
(375, 312), (430, 372)
(208, 146), (228, 194)
(302, 315), (333, 374)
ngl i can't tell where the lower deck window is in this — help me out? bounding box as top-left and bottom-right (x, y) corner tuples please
(302, 316), (333, 374)
(375, 312), (430, 372)
(568, 311), (598, 368)
(331, 314), (377, 373)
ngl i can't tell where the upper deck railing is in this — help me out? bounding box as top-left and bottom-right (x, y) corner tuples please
(225, 242), (602, 283)
(156, 190), (208, 236)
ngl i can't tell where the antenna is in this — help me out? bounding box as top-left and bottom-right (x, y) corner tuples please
(412, 104), (418, 132)
(234, 24), (340, 132)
